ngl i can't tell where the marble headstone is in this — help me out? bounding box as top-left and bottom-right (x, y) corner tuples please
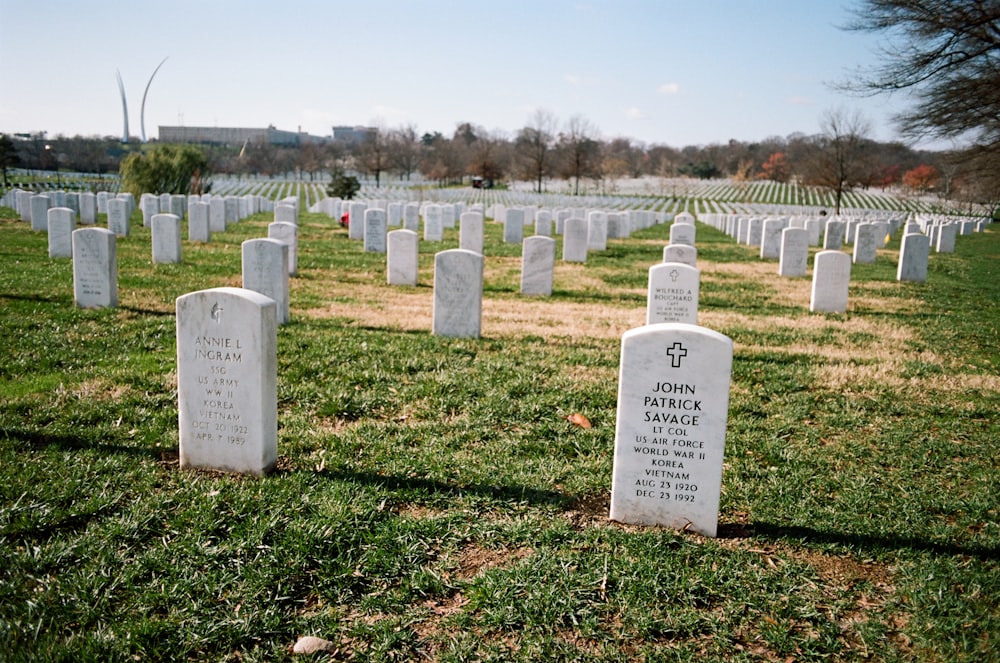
(363, 209), (387, 253)
(242, 238), (290, 324)
(521, 236), (556, 296)
(151, 213), (182, 264)
(47, 207), (75, 258)
(646, 263), (699, 324)
(897, 233), (930, 283)
(387, 229), (419, 286)
(266, 221), (298, 276)
(432, 249), (483, 338)
(610, 323), (733, 537)
(176, 287), (277, 476)
(72, 227), (118, 308)
(460, 212), (484, 255)
(810, 250), (851, 313)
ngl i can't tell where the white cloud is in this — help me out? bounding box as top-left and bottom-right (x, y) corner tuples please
(565, 74), (582, 86)
(658, 83), (680, 95)
(626, 107), (645, 119)
(788, 96), (814, 106)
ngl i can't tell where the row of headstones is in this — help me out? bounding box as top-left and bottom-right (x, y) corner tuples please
(4, 185), (291, 309)
(696, 212), (990, 313)
(315, 197), (664, 243)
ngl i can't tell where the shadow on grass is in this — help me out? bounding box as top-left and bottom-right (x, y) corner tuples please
(2, 427), (163, 460)
(311, 467), (570, 509)
(735, 521), (999, 561)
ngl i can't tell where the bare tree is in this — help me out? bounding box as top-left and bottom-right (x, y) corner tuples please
(557, 114), (600, 195)
(387, 124), (420, 180)
(515, 109), (557, 193)
(803, 108), (873, 214)
(358, 125), (389, 187)
(468, 128), (509, 185)
(840, 0), (1000, 199)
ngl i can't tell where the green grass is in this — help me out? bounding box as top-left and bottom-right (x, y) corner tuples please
(1, 204), (998, 662)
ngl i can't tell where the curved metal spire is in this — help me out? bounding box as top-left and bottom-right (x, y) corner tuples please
(116, 69), (129, 143)
(140, 57), (169, 143)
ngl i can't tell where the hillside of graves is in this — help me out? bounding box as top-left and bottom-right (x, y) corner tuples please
(0, 188), (997, 662)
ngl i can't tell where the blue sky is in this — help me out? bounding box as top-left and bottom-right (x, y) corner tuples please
(0, 0), (932, 148)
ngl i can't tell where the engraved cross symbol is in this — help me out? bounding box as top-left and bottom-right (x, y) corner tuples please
(669, 269), (680, 282)
(665, 342), (688, 368)
(211, 302), (224, 324)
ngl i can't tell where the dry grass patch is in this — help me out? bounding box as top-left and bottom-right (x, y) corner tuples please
(301, 280), (646, 340)
(702, 259), (814, 309)
(58, 378), (133, 403)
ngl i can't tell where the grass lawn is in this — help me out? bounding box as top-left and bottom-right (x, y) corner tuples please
(1, 203), (997, 662)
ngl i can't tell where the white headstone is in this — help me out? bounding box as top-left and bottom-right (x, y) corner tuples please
(275, 203), (298, 226)
(534, 210), (553, 237)
(169, 194), (186, 220)
(669, 222), (695, 247)
(210, 198), (227, 233)
(79, 192), (96, 225)
(747, 217), (763, 247)
(609, 323), (733, 537)
(662, 244), (697, 267)
(363, 209), (387, 253)
(759, 219), (783, 259)
(504, 208), (525, 244)
(935, 223), (958, 253)
(140, 194), (158, 228)
(432, 249), (483, 338)
(188, 201), (211, 242)
(853, 224), (878, 264)
(47, 207), (75, 258)
(242, 238), (289, 325)
(424, 204), (444, 242)
(647, 263), (700, 324)
(810, 250), (852, 313)
(562, 217), (588, 262)
(823, 220), (846, 250)
(225, 196), (240, 225)
(897, 233), (930, 283)
(387, 229), (419, 286)
(268, 221), (299, 275)
(72, 227), (117, 308)
(778, 227), (809, 277)
(30, 195), (51, 232)
(521, 236), (556, 296)
(442, 204), (456, 229)
(460, 212), (484, 255)
(587, 211), (608, 251)
(349, 202), (367, 240)
(151, 213), (182, 264)
(176, 287), (277, 476)
(387, 202), (403, 227)
(403, 202), (420, 232)
(107, 198), (130, 237)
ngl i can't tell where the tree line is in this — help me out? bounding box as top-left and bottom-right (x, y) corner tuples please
(0, 111), (989, 214)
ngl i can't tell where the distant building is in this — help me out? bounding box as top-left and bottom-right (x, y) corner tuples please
(331, 126), (374, 145)
(158, 125), (327, 146)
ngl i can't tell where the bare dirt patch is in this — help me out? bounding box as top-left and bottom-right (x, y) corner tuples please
(452, 543), (533, 581)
